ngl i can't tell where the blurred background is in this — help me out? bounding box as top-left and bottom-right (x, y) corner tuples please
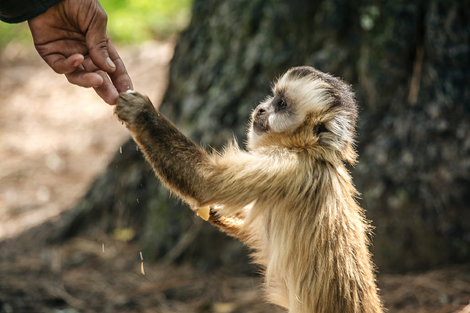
(0, 0), (192, 46)
(0, 0), (469, 312)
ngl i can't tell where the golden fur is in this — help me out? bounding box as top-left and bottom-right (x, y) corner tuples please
(115, 66), (384, 313)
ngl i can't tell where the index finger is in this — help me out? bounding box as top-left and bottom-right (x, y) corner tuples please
(106, 40), (133, 93)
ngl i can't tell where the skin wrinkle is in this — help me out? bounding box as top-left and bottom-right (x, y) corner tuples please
(115, 66), (383, 313)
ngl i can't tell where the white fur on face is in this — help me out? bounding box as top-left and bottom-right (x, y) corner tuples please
(268, 110), (298, 133)
(268, 74), (333, 134)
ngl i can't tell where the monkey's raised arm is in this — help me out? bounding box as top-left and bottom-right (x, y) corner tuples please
(115, 92), (216, 205)
(115, 92), (298, 211)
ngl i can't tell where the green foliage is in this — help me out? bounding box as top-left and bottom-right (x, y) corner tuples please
(100, 0), (193, 43)
(0, 23), (31, 49)
(0, 0), (193, 49)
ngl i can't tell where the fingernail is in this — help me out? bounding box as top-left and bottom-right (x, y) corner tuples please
(73, 59), (81, 67)
(107, 57), (116, 69)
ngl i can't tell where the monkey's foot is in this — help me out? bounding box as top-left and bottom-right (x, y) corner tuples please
(115, 91), (157, 130)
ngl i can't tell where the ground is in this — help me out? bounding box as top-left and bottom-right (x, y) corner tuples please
(0, 41), (469, 313)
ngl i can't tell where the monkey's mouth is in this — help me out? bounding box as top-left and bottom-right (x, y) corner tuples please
(253, 120), (269, 135)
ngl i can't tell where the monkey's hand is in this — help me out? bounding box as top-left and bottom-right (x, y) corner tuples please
(114, 91), (158, 132)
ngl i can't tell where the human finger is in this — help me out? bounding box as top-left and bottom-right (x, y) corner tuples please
(78, 60), (119, 104)
(85, 1), (116, 73)
(106, 41), (133, 93)
(47, 54), (85, 74)
(65, 69), (104, 88)
(92, 71), (119, 104)
(82, 55), (100, 72)
(33, 37), (87, 71)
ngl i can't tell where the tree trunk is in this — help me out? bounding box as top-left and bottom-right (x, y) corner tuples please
(60, 0), (470, 273)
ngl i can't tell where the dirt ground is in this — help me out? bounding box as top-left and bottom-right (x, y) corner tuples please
(0, 41), (469, 313)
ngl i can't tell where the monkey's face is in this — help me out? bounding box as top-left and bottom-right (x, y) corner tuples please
(251, 93), (295, 136)
(248, 68), (333, 148)
(248, 66), (358, 165)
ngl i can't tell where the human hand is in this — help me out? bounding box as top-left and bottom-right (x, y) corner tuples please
(28, 0), (133, 104)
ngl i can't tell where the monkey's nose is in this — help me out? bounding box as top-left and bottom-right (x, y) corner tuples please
(255, 107), (266, 117)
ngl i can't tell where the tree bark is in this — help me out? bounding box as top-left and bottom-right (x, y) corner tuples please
(60, 0), (470, 273)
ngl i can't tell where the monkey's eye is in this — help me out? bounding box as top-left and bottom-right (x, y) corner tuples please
(278, 98), (287, 110)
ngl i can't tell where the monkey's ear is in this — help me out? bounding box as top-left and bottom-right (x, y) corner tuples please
(313, 123), (329, 136)
(313, 123), (329, 146)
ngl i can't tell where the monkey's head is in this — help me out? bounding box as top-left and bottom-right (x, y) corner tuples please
(247, 66), (358, 165)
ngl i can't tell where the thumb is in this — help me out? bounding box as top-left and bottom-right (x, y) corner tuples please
(85, 2), (116, 73)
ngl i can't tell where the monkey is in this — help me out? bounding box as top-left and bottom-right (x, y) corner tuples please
(114, 66), (384, 313)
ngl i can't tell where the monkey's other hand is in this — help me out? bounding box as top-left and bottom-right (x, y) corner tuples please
(115, 91), (157, 131)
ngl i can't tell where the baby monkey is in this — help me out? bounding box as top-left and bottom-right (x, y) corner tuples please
(115, 66), (383, 313)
